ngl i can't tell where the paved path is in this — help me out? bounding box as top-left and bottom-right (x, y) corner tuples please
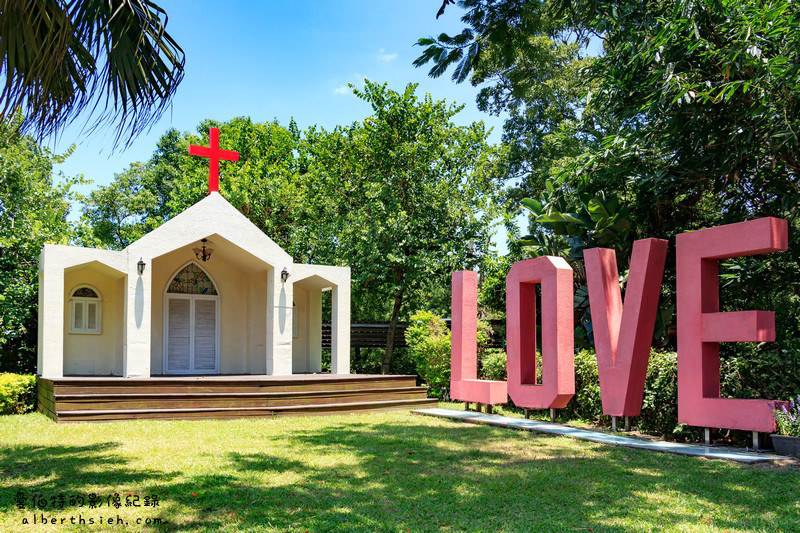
(414, 408), (785, 464)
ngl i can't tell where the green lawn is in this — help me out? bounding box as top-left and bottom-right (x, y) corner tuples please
(1, 407), (798, 532)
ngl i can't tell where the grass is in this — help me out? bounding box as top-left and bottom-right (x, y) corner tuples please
(1, 407), (798, 532)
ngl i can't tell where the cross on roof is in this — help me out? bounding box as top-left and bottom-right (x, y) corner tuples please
(188, 127), (240, 193)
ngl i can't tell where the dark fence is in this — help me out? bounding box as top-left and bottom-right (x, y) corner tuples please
(322, 319), (505, 350)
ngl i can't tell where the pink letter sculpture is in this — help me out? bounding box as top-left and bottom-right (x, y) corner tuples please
(450, 271), (507, 404)
(584, 239), (668, 417)
(676, 217), (788, 432)
(506, 257), (574, 409)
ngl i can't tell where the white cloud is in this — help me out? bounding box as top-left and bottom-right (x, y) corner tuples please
(333, 84), (350, 95)
(377, 48), (398, 63)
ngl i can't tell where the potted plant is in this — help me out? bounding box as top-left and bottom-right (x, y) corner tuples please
(771, 397), (800, 457)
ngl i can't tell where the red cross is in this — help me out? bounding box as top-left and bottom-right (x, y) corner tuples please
(188, 127), (239, 193)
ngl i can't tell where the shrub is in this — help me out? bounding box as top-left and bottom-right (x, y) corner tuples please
(558, 350), (679, 436)
(0, 373), (36, 414)
(561, 350), (604, 422)
(720, 338), (800, 401)
(479, 348), (507, 381)
(476, 319), (492, 353)
(405, 311), (451, 398)
(639, 351), (679, 436)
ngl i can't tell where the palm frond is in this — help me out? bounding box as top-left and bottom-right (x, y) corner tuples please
(0, 0), (185, 148)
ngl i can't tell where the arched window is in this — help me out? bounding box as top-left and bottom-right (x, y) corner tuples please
(70, 285), (101, 334)
(167, 263), (218, 295)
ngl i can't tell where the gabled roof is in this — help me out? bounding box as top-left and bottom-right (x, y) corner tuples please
(125, 192), (291, 267)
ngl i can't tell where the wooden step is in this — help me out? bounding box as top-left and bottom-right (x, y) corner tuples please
(54, 386), (429, 411)
(49, 375), (418, 395)
(55, 397), (440, 422)
(38, 374), (436, 422)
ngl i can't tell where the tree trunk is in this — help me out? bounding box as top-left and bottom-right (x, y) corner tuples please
(381, 285), (405, 374)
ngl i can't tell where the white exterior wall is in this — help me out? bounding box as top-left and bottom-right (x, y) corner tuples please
(128, 192), (293, 376)
(247, 272), (268, 374)
(331, 284), (351, 374)
(63, 266), (124, 375)
(124, 253), (151, 377)
(293, 264), (351, 375)
(38, 245), (126, 378)
(292, 285), (310, 373)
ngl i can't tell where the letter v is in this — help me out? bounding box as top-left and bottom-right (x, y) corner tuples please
(584, 238), (668, 417)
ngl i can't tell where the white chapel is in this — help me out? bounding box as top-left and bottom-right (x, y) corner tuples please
(37, 175), (350, 379)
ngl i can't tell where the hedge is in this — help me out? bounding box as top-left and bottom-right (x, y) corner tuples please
(475, 349), (682, 436)
(0, 373), (36, 415)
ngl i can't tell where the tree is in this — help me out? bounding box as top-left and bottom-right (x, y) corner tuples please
(303, 81), (501, 372)
(80, 162), (159, 248)
(414, 0), (597, 198)
(0, 0), (184, 147)
(81, 117), (305, 253)
(417, 0), (800, 397)
(82, 82), (501, 373)
(0, 115), (79, 372)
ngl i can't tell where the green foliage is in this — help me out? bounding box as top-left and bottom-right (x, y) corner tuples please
(0, 373), (36, 415)
(80, 163), (158, 248)
(0, 0), (184, 147)
(479, 348), (507, 381)
(405, 311), (451, 397)
(420, 1), (800, 379)
(477, 253), (512, 317)
(639, 352), (680, 436)
(520, 189), (631, 262)
(0, 116), (80, 373)
(560, 350), (603, 422)
(558, 350), (680, 437)
(305, 81), (501, 371)
(475, 318), (493, 352)
(415, 0), (594, 190)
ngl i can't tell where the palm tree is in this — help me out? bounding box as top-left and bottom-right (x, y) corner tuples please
(0, 0), (184, 147)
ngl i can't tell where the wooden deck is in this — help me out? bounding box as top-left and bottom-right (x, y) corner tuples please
(37, 374), (437, 422)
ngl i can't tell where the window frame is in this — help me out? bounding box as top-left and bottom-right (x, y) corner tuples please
(69, 285), (102, 335)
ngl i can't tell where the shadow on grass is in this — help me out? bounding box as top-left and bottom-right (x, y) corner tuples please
(0, 442), (161, 512)
(1, 418), (796, 531)
(150, 419), (798, 531)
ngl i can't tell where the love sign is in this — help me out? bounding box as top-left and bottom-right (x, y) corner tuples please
(451, 217), (789, 433)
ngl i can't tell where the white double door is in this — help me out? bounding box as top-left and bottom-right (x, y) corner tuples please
(165, 295), (219, 374)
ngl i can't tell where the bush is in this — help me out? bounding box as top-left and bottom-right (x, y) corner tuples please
(558, 350), (680, 436)
(561, 350), (604, 422)
(479, 348), (507, 381)
(639, 351), (679, 436)
(405, 311), (451, 398)
(0, 373), (36, 414)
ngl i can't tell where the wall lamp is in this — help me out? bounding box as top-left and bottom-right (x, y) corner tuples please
(137, 258), (146, 275)
(281, 267), (290, 283)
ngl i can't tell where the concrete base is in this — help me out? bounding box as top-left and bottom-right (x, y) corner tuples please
(414, 408), (784, 464)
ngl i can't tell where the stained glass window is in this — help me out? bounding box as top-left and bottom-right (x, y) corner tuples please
(167, 263), (218, 295)
(72, 286), (99, 298)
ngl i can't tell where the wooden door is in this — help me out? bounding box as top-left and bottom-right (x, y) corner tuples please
(165, 295), (218, 374)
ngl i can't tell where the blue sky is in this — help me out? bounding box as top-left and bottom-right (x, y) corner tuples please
(50, 1), (511, 249)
